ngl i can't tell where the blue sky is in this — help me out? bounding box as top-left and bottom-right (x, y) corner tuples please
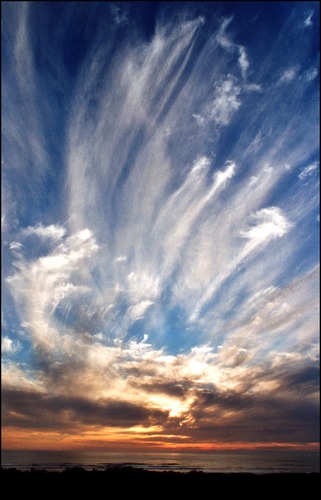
(1, 2), (319, 451)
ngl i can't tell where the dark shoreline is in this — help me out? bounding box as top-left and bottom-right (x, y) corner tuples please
(1, 466), (319, 492)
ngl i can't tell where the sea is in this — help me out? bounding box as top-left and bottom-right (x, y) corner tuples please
(1, 450), (320, 474)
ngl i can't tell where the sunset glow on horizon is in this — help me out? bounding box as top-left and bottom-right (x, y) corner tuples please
(2, 425), (319, 453)
(1, 2), (319, 457)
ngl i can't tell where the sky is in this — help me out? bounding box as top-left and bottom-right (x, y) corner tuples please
(1, 1), (320, 453)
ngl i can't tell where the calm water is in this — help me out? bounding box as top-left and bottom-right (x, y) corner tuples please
(1, 450), (320, 474)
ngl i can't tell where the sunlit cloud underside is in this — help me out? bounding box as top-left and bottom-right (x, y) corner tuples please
(1, 2), (319, 451)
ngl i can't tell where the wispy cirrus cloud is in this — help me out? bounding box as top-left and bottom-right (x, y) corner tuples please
(2, 2), (319, 451)
(6, 227), (99, 350)
(110, 4), (128, 26)
(303, 11), (314, 28)
(2, 336), (21, 355)
(21, 224), (67, 242)
(278, 66), (300, 84)
(298, 161), (319, 180)
(217, 17), (250, 78)
(207, 77), (241, 125)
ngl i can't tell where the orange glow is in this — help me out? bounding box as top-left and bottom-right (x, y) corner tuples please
(2, 426), (319, 453)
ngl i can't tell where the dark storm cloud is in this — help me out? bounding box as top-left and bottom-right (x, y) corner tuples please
(2, 388), (169, 430)
(133, 381), (192, 398)
(279, 366), (320, 392)
(187, 383), (319, 443)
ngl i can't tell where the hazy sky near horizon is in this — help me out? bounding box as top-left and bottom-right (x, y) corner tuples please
(2, 1), (319, 452)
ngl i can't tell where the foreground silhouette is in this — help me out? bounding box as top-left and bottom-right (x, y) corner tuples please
(1, 466), (319, 495)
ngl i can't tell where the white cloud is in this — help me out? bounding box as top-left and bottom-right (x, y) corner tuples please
(298, 162), (318, 180)
(244, 83), (262, 92)
(128, 272), (160, 303)
(192, 114), (206, 126)
(304, 67), (318, 81)
(2, 361), (44, 392)
(7, 227), (99, 350)
(153, 157), (236, 282)
(303, 11), (313, 27)
(216, 265), (319, 365)
(2, 2), (49, 185)
(1, 216), (6, 232)
(217, 17), (250, 78)
(66, 14), (204, 235)
(116, 256), (128, 263)
(189, 206), (291, 322)
(9, 241), (23, 251)
(110, 4), (128, 25)
(170, 160), (289, 313)
(238, 46), (249, 78)
(22, 224), (67, 242)
(129, 300), (154, 321)
(209, 161), (235, 195)
(240, 206), (291, 244)
(216, 17), (234, 49)
(2, 336), (21, 355)
(208, 77), (241, 126)
(279, 67), (299, 84)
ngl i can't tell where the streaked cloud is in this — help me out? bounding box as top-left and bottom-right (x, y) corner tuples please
(9, 241), (23, 252)
(7, 227), (99, 349)
(2, 336), (21, 355)
(1, 2), (319, 452)
(110, 4), (128, 26)
(299, 161), (319, 180)
(304, 67), (318, 81)
(208, 77), (241, 125)
(217, 17), (250, 78)
(238, 46), (250, 78)
(240, 206), (291, 242)
(22, 224), (67, 242)
(304, 11), (314, 27)
(278, 66), (299, 84)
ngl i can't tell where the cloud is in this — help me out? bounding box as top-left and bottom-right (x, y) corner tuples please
(190, 206), (291, 321)
(127, 272), (160, 303)
(7, 227), (99, 349)
(192, 114), (206, 126)
(217, 17), (250, 78)
(303, 11), (313, 27)
(2, 388), (168, 430)
(216, 265), (319, 365)
(2, 326), (319, 443)
(207, 77), (241, 126)
(216, 17), (234, 50)
(9, 241), (23, 252)
(2, 3), (319, 451)
(280, 366), (319, 392)
(110, 4), (128, 25)
(129, 300), (154, 321)
(22, 224), (67, 242)
(2, 2), (49, 183)
(152, 157), (236, 284)
(116, 255), (128, 263)
(240, 206), (291, 243)
(238, 46), (249, 78)
(278, 67), (299, 84)
(298, 162), (319, 180)
(244, 83), (262, 92)
(304, 67), (318, 81)
(189, 389), (319, 443)
(2, 336), (21, 355)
